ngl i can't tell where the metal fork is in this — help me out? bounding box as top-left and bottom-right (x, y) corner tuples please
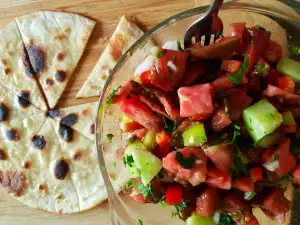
(184, 0), (224, 48)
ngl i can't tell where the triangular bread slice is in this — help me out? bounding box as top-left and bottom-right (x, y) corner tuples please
(47, 102), (97, 141)
(51, 119), (106, 211)
(0, 83), (42, 123)
(0, 21), (47, 111)
(76, 16), (146, 98)
(16, 11), (96, 109)
(17, 119), (80, 213)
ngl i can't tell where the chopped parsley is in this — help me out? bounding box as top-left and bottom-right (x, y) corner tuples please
(273, 153), (279, 161)
(219, 213), (235, 225)
(172, 201), (188, 220)
(175, 152), (196, 169)
(213, 132), (229, 145)
(137, 219), (143, 225)
(164, 118), (177, 134)
(113, 161), (117, 167)
(160, 200), (167, 207)
(106, 86), (121, 107)
(290, 46), (300, 55)
(228, 57), (249, 84)
(216, 31), (224, 38)
(256, 64), (267, 76)
(157, 51), (165, 58)
(177, 40), (183, 51)
(125, 155), (135, 167)
(290, 140), (300, 155)
(106, 133), (114, 143)
(254, 25), (266, 31)
(136, 183), (154, 197)
(125, 179), (135, 189)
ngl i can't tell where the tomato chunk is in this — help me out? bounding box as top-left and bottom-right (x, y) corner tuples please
(277, 76), (295, 93)
(155, 130), (172, 158)
(211, 108), (232, 132)
(182, 60), (207, 85)
(263, 188), (292, 216)
(267, 69), (281, 86)
(165, 184), (182, 205)
(227, 91), (252, 120)
(221, 60), (243, 73)
(263, 40), (283, 63)
(232, 177), (254, 192)
(292, 164), (300, 184)
(213, 72), (248, 93)
(178, 83), (214, 119)
(250, 167), (263, 182)
(121, 94), (163, 132)
(205, 167), (232, 190)
(195, 187), (221, 217)
(263, 84), (300, 106)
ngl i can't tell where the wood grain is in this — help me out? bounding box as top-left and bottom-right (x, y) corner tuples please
(0, 0), (296, 224)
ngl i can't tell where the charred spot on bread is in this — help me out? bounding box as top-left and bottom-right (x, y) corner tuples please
(57, 53), (64, 61)
(73, 151), (82, 161)
(46, 109), (60, 118)
(0, 149), (7, 160)
(32, 135), (46, 150)
(26, 44), (46, 75)
(54, 159), (69, 180)
(59, 123), (73, 142)
(0, 170), (26, 197)
(39, 184), (49, 195)
(55, 70), (67, 82)
(0, 103), (9, 121)
(46, 78), (54, 86)
(109, 35), (124, 61)
(23, 161), (31, 169)
(89, 124), (95, 134)
(61, 113), (78, 127)
(18, 91), (30, 108)
(4, 68), (11, 75)
(1, 59), (7, 65)
(21, 46), (36, 78)
(5, 129), (20, 141)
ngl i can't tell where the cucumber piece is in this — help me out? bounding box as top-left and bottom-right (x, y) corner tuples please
(131, 150), (162, 186)
(277, 58), (300, 82)
(183, 123), (207, 146)
(243, 99), (283, 142)
(124, 140), (148, 178)
(186, 214), (215, 225)
(143, 131), (157, 151)
(256, 132), (280, 148)
(282, 111), (296, 125)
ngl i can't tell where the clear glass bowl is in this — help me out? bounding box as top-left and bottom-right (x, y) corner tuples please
(96, 1), (300, 225)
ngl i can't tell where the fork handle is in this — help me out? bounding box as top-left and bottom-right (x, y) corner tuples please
(207, 0), (224, 16)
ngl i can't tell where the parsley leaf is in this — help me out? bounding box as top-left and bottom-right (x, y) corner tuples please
(216, 31), (224, 38)
(228, 57), (249, 84)
(125, 179), (135, 189)
(256, 64), (267, 76)
(254, 25), (266, 31)
(175, 152), (196, 169)
(164, 118), (177, 134)
(290, 139), (300, 156)
(106, 86), (121, 107)
(219, 213), (235, 225)
(125, 155), (135, 167)
(273, 153), (279, 160)
(172, 201), (188, 220)
(136, 183), (154, 197)
(177, 40), (183, 51)
(106, 133), (114, 143)
(113, 161), (117, 167)
(290, 46), (300, 55)
(213, 133), (229, 145)
(137, 219), (143, 225)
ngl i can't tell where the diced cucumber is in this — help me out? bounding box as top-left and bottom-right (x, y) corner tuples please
(277, 58), (300, 82)
(124, 140), (148, 178)
(131, 150), (162, 186)
(183, 123), (207, 146)
(243, 99), (283, 142)
(143, 131), (157, 151)
(256, 132), (280, 148)
(186, 214), (215, 225)
(122, 114), (133, 123)
(282, 111), (296, 125)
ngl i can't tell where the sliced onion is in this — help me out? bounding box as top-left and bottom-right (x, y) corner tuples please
(163, 40), (180, 51)
(134, 54), (155, 76)
(167, 60), (177, 72)
(263, 160), (279, 172)
(213, 211), (221, 225)
(244, 191), (257, 200)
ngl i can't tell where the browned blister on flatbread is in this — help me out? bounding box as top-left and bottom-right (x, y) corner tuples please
(0, 170), (26, 197)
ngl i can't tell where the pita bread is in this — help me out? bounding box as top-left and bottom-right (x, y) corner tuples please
(47, 102), (97, 141)
(16, 11), (96, 109)
(0, 21), (47, 111)
(76, 16), (146, 98)
(0, 83), (42, 122)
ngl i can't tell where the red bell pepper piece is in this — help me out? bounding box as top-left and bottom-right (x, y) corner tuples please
(263, 40), (283, 63)
(277, 76), (295, 93)
(232, 177), (254, 192)
(250, 167), (263, 182)
(156, 130), (172, 157)
(165, 184), (183, 205)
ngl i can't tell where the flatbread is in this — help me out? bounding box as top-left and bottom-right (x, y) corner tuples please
(76, 16), (146, 98)
(51, 119), (106, 211)
(0, 83), (42, 122)
(47, 102), (97, 141)
(0, 21), (47, 111)
(16, 11), (96, 109)
(17, 119), (80, 214)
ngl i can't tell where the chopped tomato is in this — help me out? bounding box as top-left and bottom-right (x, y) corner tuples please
(120, 121), (143, 132)
(277, 76), (295, 93)
(151, 50), (188, 91)
(250, 167), (263, 182)
(292, 164), (300, 184)
(232, 177), (254, 192)
(282, 124), (297, 133)
(213, 72), (248, 93)
(263, 84), (300, 106)
(205, 144), (234, 172)
(121, 94), (163, 132)
(182, 60), (207, 85)
(221, 60), (243, 73)
(229, 23), (249, 53)
(211, 108), (232, 132)
(178, 83), (214, 119)
(140, 70), (152, 86)
(110, 80), (143, 105)
(263, 40), (283, 63)
(263, 188), (292, 216)
(262, 148), (275, 163)
(156, 130), (172, 158)
(222, 193), (248, 212)
(227, 90), (252, 120)
(165, 184), (183, 205)
(139, 92), (168, 118)
(267, 69), (281, 86)
(162, 147), (207, 186)
(205, 167), (232, 190)
(195, 187), (221, 217)
(274, 138), (296, 175)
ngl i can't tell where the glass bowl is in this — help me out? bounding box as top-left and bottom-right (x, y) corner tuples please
(96, 1), (300, 225)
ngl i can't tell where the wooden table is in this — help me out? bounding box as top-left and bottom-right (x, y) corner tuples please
(0, 0), (296, 224)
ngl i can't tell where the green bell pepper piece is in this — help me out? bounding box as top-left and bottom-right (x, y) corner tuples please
(183, 123), (207, 146)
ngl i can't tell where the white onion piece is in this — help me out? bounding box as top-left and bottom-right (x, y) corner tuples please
(213, 211), (221, 225)
(134, 54), (155, 76)
(167, 60), (177, 72)
(263, 160), (279, 172)
(163, 40), (180, 51)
